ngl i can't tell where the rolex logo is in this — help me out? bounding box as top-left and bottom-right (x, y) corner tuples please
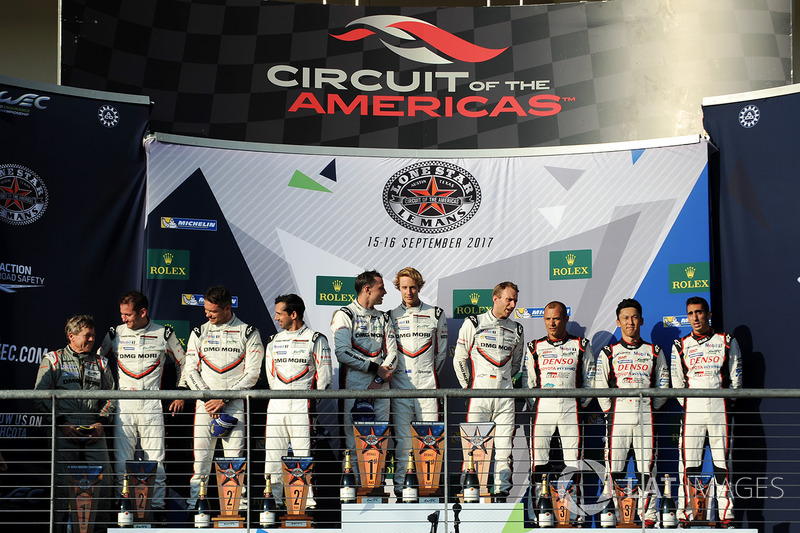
(566, 253), (576, 266)
(685, 266), (695, 279)
(332, 279), (343, 292)
(469, 293), (481, 305)
(163, 252), (174, 265)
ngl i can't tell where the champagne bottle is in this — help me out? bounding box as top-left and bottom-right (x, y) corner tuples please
(403, 449), (419, 503)
(340, 449), (357, 504)
(600, 476), (616, 528)
(260, 477), (277, 527)
(660, 475), (678, 528)
(194, 477), (211, 528)
(462, 451), (480, 503)
(117, 474), (133, 528)
(538, 474), (554, 528)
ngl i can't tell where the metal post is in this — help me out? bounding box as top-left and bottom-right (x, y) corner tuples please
(50, 398), (56, 533)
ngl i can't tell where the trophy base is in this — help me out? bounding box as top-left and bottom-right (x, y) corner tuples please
(281, 513), (313, 528)
(616, 521), (638, 528)
(687, 520), (714, 528)
(358, 487), (387, 504)
(213, 515), (245, 528)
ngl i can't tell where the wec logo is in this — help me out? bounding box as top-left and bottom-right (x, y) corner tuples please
(330, 15), (507, 65)
(0, 91), (49, 109)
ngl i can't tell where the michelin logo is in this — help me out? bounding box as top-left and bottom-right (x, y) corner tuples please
(161, 217), (217, 231)
(515, 306), (572, 319)
(663, 315), (690, 328)
(182, 294), (238, 308)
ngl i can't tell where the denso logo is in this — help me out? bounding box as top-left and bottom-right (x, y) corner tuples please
(0, 91), (49, 109)
(617, 363), (650, 371)
(330, 15), (507, 65)
(689, 355), (721, 363)
(543, 357), (574, 365)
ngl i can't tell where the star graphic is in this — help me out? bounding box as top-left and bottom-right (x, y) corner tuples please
(0, 178), (32, 211)
(356, 426), (389, 451)
(414, 429), (444, 455)
(408, 177), (456, 215)
(466, 427), (490, 455)
(286, 462), (313, 485)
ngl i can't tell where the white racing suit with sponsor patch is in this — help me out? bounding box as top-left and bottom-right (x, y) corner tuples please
(453, 310), (524, 495)
(263, 325), (332, 507)
(331, 301), (399, 461)
(390, 301), (447, 492)
(595, 339), (669, 523)
(183, 314), (264, 510)
(524, 335), (593, 521)
(98, 321), (185, 510)
(671, 331), (742, 524)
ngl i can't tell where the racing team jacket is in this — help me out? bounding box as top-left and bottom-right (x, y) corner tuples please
(595, 339), (669, 412)
(453, 310), (524, 390)
(264, 325), (333, 392)
(331, 300), (398, 389)
(183, 314), (264, 392)
(97, 321), (186, 392)
(671, 329), (742, 401)
(389, 301), (448, 391)
(34, 345), (116, 426)
(524, 334), (594, 400)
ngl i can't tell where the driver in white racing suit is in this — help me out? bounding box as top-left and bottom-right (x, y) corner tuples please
(453, 281), (524, 500)
(97, 290), (186, 514)
(264, 293), (332, 508)
(184, 285), (264, 511)
(671, 296), (742, 527)
(389, 267), (447, 495)
(594, 298), (669, 527)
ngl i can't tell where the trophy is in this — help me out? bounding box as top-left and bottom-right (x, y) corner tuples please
(411, 422), (445, 500)
(459, 422), (495, 503)
(213, 456), (246, 528)
(281, 456), (314, 528)
(687, 473), (712, 527)
(613, 477), (637, 528)
(353, 420), (390, 502)
(126, 460), (157, 524)
(67, 465), (104, 533)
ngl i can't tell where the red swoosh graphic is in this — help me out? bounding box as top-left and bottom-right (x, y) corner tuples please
(389, 21), (507, 62)
(331, 28), (376, 41)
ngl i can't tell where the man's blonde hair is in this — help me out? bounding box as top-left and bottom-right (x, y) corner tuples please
(394, 267), (425, 290)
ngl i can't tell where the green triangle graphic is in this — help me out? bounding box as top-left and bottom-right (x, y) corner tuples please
(288, 170), (332, 193)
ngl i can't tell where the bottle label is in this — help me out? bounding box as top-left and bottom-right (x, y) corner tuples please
(340, 486), (356, 501)
(403, 487), (419, 502)
(662, 510), (677, 527)
(118, 511), (133, 526)
(463, 486), (479, 502)
(539, 510), (554, 528)
(260, 510), (276, 527)
(600, 510), (616, 528)
(195, 512), (211, 528)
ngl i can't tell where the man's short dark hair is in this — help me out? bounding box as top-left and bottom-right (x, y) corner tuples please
(205, 285), (232, 308)
(355, 270), (382, 294)
(544, 301), (568, 319)
(686, 296), (710, 313)
(119, 290), (149, 312)
(616, 298), (642, 318)
(275, 294), (305, 321)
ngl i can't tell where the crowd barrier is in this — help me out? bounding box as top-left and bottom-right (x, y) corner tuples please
(0, 388), (794, 532)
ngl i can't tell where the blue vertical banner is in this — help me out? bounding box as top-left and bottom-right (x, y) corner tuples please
(703, 86), (800, 529)
(0, 76), (150, 523)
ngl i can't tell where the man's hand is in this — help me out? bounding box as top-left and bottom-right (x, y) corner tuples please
(168, 399), (185, 416)
(61, 424), (84, 443)
(85, 422), (104, 445)
(377, 365), (393, 382)
(204, 399), (226, 417)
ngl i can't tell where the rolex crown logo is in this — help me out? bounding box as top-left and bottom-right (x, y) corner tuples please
(469, 293), (481, 305)
(163, 252), (174, 265)
(566, 253), (576, 266)
(685, 266), (695, 279)
(332, 279), (343, 292)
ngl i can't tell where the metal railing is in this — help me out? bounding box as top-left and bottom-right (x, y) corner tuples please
(0, 387), (796, 532)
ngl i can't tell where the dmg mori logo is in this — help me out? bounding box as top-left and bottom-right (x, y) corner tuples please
(146, 249), (190, 280)
(669, 262), (710, 293)
(550, 250), (592, 280)
(316, 276), (356, 306)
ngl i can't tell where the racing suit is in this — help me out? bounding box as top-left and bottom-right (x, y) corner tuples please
(390, 301), (448, 492)
(97, 321), (185, 509)
(332, 300), (398, 463)
(595, 339), (669, 523)
(34, 345), (116, 532)
(263, 325), (332, 507)
(453, 310), (524, 495)
(671, 330), (742, 523)
(525, 334), (593, 520)
(183, 314), (264, 510)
